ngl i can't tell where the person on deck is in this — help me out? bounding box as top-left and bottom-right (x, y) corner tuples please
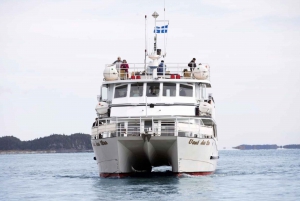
(188, 58), (196, 71)
(120, 60), (129, 73)
(111, 56), (122, 72)
(119, 59), (129, 79)
(92, 118), (98, 127)
(157, 60), (166, 75)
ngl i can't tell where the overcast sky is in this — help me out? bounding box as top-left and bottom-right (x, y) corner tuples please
(0, 0), (299, 148)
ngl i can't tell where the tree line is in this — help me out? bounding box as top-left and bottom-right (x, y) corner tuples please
(0, 133), (93, 151)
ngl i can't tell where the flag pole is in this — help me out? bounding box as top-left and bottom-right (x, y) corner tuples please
(154, 17), (157, 52)
(152, 12), (159, 53)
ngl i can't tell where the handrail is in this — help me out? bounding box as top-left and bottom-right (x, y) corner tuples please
(105, 63), (210, 81)
(91, 116), (215, 139)
(94, 116), (215, 122)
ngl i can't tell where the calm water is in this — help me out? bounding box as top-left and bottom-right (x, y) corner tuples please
(0, 150), (299, 201)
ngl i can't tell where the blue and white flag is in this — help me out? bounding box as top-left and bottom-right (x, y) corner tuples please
(154, 25), (168, 33)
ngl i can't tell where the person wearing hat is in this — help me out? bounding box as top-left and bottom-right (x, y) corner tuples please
(188, 58), (196, 71)
(158, 60), (166, 75)
(111, 56), (122, 72)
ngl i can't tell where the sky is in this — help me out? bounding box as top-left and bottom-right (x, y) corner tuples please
(0, 0), (300, 148)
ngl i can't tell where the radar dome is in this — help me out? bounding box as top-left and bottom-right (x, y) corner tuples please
(193, 64), (209, 80)
(95, 102), (109, 115)
(148, 60), (159, 69)
(103, 66), (118, 81)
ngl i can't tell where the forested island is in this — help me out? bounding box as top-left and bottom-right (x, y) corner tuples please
(233, 144), (300, 150)
(0, 133), (92, 154)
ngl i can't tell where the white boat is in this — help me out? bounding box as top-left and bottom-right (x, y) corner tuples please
(91, 12), (219, 178)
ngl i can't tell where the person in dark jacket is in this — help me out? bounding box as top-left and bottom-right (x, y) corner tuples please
(157, 60), (166, 75)
(92, 118), (98, 127)
(188, 58), (196, 71)
(111, 56), (122, 72)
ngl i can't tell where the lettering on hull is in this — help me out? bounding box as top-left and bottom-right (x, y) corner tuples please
(189, 139), (211, 146)
(93, 140), (108, 146)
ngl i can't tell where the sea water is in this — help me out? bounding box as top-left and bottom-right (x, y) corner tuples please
(0, 150), (299, 201)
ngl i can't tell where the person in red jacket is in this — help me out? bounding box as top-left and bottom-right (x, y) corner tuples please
(120, 60), (129, 73)
(120, 59), (129, 79)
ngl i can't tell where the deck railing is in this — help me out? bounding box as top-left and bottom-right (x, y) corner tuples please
(91, 116), (214, 139)
(105, 63), (210, 81)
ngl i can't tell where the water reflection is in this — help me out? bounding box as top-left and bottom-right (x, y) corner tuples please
(92, 173), (218, 200)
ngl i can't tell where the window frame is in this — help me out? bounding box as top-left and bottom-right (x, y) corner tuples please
(162, 83), (177, 97)
(114, 84), (128, 99)
(146, 83), (161, 97)
(179, 83), (194, 97)
(130, 83), (144, 97)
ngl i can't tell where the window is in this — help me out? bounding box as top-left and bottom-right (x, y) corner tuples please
(163, 83), (176, 97)
(146, 83), (160, 97)
(130, 83), (143, 97)
(114, 85), (127, 98)
(200, 84), (206, 99)
(100, 85), (108, 101)
(179, 84), (193, 97)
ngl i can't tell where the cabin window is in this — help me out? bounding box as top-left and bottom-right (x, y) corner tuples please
(200, 84), (206, 99)
(163, 83), (176, 97)
(146, 83), (160, 97)
(114, 85), (127, 98)
(130, 83), (143, 97)
(179, 84), (193, 97)
(99, 85), (108, 101)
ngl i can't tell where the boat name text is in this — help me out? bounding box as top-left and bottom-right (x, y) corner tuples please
(189, 139), (210, 145)
(93, 140), (108, 146)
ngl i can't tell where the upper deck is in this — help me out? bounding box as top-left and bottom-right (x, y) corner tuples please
(98, 61), (215, 119)
(103, 62), (211, 87)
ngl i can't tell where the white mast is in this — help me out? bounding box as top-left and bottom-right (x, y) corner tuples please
(152, 11), (159, 52)
(148, 11), (160, 79)
(164, 0), (166, 57)
(144, 15), (147, 71)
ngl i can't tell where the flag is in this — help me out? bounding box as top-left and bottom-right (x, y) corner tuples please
(161, 25), (168, 33)
(154, 26), (160, 33)
(154, 25), (168, 33)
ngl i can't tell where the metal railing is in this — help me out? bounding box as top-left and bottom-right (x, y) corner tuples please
(91, 116), (214, 139)
(105, 63), (210, 81)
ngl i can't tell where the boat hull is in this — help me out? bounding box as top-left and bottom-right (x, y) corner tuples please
(92, 136), (218, 178)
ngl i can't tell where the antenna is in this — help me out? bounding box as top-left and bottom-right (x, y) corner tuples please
(164, 0), (166, 58)
(144, 15), (147, 71)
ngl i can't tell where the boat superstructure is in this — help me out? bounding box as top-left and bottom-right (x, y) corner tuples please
(91, 12), (219, 178)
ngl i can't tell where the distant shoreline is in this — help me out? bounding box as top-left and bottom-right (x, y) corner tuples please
(0, 150), (93, 155)
(232, 144), (300, 150)
(0, 134), (93, 154)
